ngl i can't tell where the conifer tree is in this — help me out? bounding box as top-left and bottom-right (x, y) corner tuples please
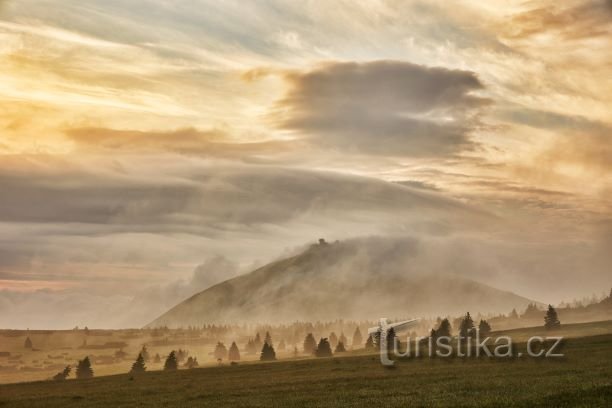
(544, 305), (561, 330)
(214, 342), (228, 361)
(76, 356), (94, 379)
(478, 320), (492, 336)
(140, 345), (150, 362)
(53, 365), (71, 381)
(352, 327), (363, 349)
(303, 333), (317, 354)
(130, 353), (146, 374)
(154, 353), (161, 364)
(437, 318), (452, 338)
(335, 341), (346, 353)
(339, 332), (347, 348)
(278, 339), (286, 351)
(315, 338), (333, 357)
(260, 343), (276, 361)
(164, 351), (178, 371)
(264, 331), (273, 346)
(254, 332), (262, 350)
(228, 341), (241, 361)
(459, 312), (475, 338)
(365, 334), (375, 350)
(329, 332), (338, 349)
(24, 336), (33, 349)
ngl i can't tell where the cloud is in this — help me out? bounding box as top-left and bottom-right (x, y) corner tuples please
(267, 60), (490, 157)
(506, 0), (612, 40)
(65, 127), (294, 158)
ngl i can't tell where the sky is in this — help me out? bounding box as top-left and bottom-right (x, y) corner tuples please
(0, 0), (610, 328)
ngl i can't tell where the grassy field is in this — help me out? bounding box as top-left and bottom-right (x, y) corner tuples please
(0, 321), (611, 407)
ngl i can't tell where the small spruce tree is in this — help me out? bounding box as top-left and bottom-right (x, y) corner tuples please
(315, 338), (333, 357)
(24, 336), (33, 350)
(459, 312), (475, 339)
(76, 356), (94, 379)
(303, 333), (317, 354)
(329, 332), (338, 349)
(544, 305), (561, 330)
(352, 327), (363, 349)
(164, 351), (178, 371)
(437, 318), (452, 338)
(264, 331), (273, 346)
(130, 353), (146, 374)
(335, 341), (346, 353)
(260, 343), (276, 361)
(365, 334), (375, 350)
(214, 342), (228, 361)
(228, 341), (241, 361)
(478, 320), (492, 336)
(53, 365), (71, 381)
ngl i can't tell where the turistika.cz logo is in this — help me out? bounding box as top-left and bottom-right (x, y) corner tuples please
(370, 318), (564, 366)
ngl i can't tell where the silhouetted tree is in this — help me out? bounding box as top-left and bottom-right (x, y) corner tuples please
(329, 332), (338, 349)
(184, 356), (199, 369)
(24, 337), (33, 349)
(164, 351), (178, 371)
(303, 333), (317, 354)
(254, 332), (263, 351)
(228, 341), (240, 361)
(260, 343), (276, 361)
(53, 366), (71, 381)
(264, 331), (273, 347)
(130, 353), (146, 374)
(544, 305), (561, 330)
(315, 338), (333, 357)
(335, 341), (346, 353)
(339, 332), (347, 348)
(214, 342), (228, 361)
(479, 320), (492, 336)
(140, 345), (150, 362)
(76, 357), (93, 379)
(176, 349), (187, 363)
(437, 318), (452, 338)
(510, 308), (519, 319)
(352, 327), (363, 349)
(365, 334), (375, 350)
(459, 312), (475, 339)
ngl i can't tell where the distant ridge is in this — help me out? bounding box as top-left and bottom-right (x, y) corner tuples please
(148, 238), (534, 328)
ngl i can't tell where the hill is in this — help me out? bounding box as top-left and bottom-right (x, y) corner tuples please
(148, 238), (534, 327)
(1, 323), (611, 407)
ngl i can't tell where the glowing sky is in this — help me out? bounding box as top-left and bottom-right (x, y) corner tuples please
(0, 0), (610, 328)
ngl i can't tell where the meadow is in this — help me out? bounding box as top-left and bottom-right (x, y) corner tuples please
(0, 321), (610, 407)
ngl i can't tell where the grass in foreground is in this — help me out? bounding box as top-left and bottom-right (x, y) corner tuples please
(0, 328), (610, 407)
